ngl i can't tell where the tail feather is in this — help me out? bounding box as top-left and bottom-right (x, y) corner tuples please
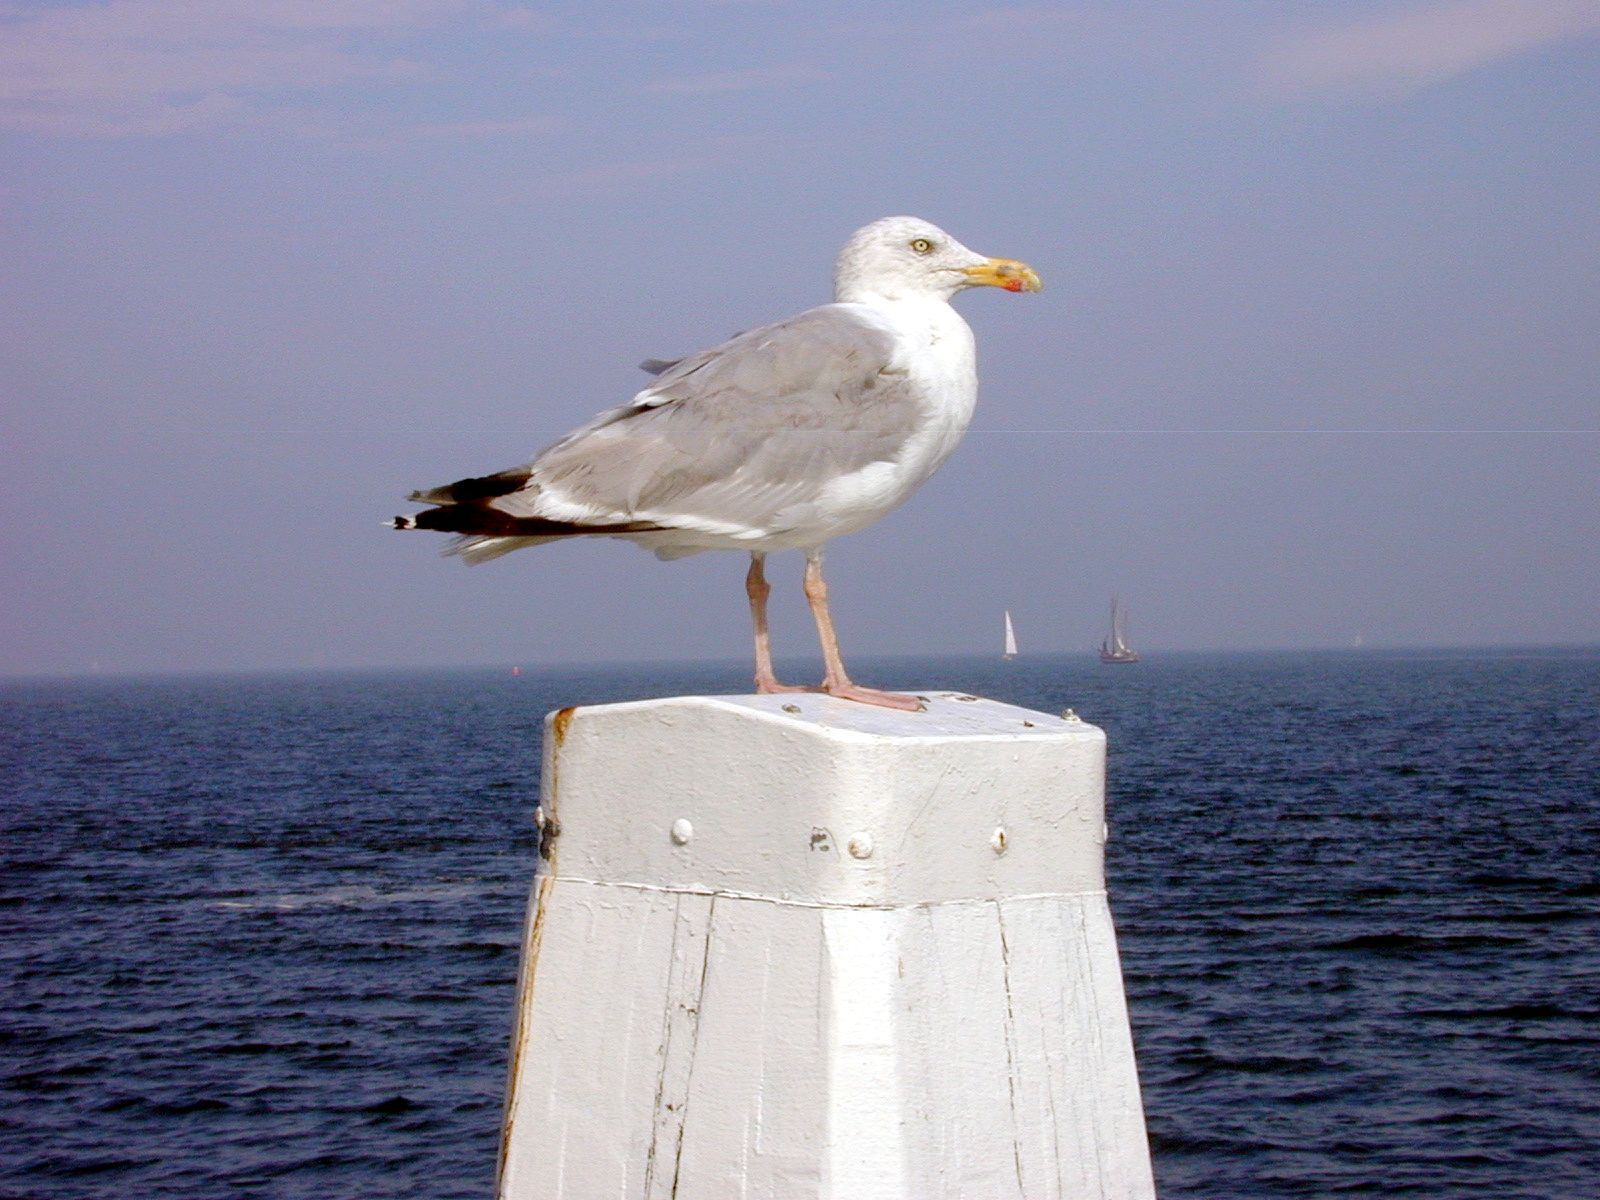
(400, 504), (664, 539)
(393, 470), (671, 564)
(447, 534), (555, 565)
(408, 467), (533, 507)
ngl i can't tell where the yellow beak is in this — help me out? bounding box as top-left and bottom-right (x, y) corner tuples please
(962, 257), (1043, 293)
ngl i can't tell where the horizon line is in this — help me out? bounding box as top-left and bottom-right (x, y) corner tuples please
(5, 641), (1598, 685)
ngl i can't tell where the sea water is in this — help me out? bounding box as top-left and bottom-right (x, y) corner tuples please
(3, 649), (1597, 1198)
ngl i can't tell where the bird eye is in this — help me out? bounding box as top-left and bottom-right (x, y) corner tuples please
(909, 238), (934, 254)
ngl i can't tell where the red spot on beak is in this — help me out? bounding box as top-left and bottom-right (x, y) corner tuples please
(1004, 279), (1024, 293)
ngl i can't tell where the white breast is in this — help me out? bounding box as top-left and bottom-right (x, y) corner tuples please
(798, 298), (978, 545)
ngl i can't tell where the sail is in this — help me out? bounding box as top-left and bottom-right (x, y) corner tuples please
(1003, 610), (1018, 658)
(1101, 596), (1139, 663)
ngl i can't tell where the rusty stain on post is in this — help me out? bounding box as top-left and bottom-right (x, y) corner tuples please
(551, 705), (577, 747)
(497, 873), (556, 1193)
(496, 706), (577, 1192)
(538, 707), (576, 862)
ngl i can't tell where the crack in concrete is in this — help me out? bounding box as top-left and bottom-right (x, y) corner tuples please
(995, 904), (1027, 1197)
(669, 893), (717, 1199)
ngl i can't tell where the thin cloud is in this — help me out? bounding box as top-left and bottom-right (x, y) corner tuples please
(507, 155), (714, 201)
(504, 134), (783, 201)
(409, 115), (565, 139)
(0, 0), (544, 137)
(641, 64), (830, 97)
(1259, 0), (1600, 98)
(939, 5), (1104, 38)
(7, 90), (250, 140)
(482, 7), (553, 33)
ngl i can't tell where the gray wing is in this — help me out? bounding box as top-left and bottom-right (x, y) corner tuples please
(498, 304), (918, 538)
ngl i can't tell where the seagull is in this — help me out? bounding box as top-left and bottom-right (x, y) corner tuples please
(393, 216), (1041, 710)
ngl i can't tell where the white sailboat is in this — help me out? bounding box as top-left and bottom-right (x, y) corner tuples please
(1099, 597), (1139, 664)
(1003, 610), (1018, 660)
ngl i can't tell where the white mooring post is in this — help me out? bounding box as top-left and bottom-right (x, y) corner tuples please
(497, 692), (1156, 1200)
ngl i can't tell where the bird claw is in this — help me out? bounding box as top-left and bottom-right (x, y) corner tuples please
(822, 682), (924, 712)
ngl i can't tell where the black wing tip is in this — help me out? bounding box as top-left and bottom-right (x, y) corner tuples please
(411, 469), (534, 506)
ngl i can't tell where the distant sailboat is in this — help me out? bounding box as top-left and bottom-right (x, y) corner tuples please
(1003, 610), (1018, 660)
(1099, 598), (1139, 664)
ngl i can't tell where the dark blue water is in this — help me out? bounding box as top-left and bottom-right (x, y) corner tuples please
(3, 650), (1597, 1199)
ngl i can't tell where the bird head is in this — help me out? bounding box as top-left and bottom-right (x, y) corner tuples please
(833, 216), (1042, 304)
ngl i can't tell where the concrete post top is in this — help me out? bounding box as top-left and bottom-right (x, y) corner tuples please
(558, 691), (1104, 746)
(539, 692), (1108, 908)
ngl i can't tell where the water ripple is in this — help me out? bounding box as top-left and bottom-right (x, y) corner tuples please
(2, 651), (1597, 1199)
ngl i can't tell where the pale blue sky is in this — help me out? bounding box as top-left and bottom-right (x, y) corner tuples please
(4, 0), (1597, 675)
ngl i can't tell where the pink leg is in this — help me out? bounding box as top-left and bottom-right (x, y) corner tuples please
(802, 552), (922, 711)
(746, 553), (809, 694)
